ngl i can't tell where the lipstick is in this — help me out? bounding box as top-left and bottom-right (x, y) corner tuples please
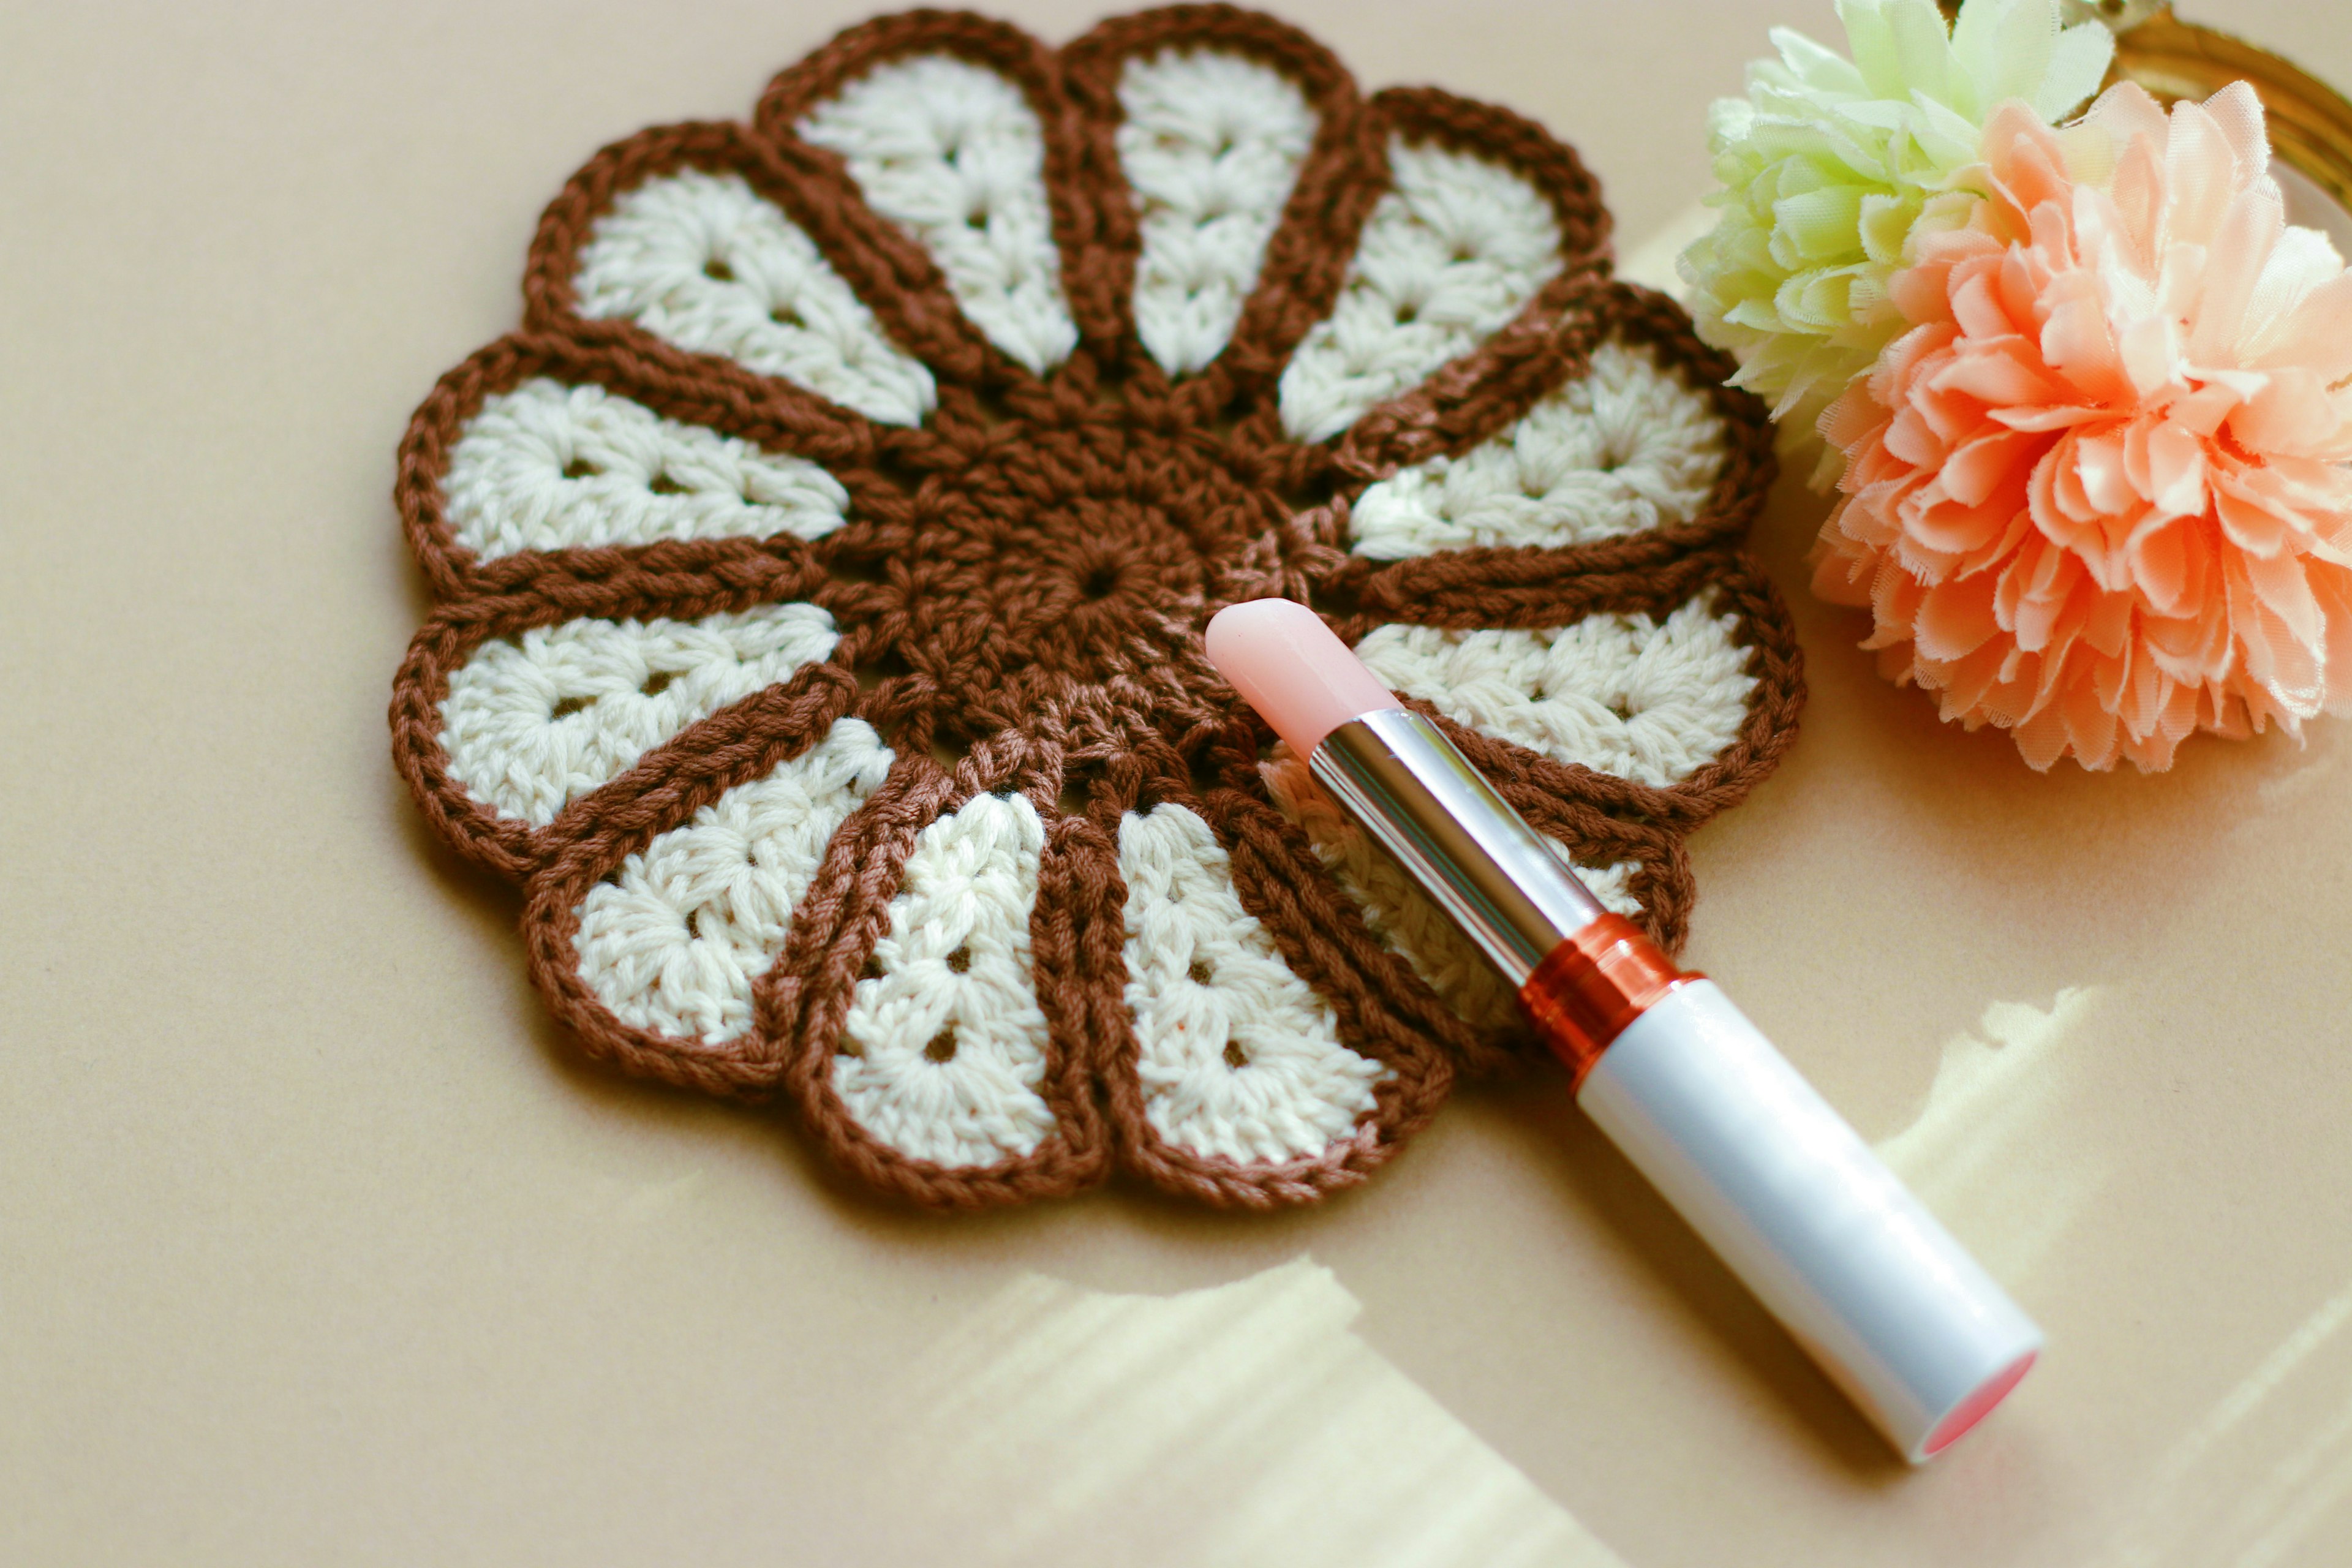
(1205, 597), (2041, 1463)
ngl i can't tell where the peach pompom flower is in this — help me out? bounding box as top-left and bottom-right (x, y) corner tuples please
(1812, 83), (2352, 770)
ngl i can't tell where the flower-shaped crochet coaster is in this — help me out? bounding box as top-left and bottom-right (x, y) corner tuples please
(390, 6), (1803, 1209)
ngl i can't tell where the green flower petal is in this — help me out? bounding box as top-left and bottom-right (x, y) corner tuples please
(1679, 0), (2116, 449)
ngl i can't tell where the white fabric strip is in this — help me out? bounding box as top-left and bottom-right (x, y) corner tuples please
(1348, 339), (1727, 558)
(1355, 595), (1757, 788)
(1262, 752), (1640, 1036)
(573, 718), (895, 1044)
(834, 793), (1061, 1168)
(1278, 138), (1564, 442)
(1115, 47), (1317, 376)
(1117, 802), (1385, 1164)
(574, 168), (937, 425)
(440, 602), (839, 827)
(798, 55), (1077, 375)
(445, 378), (850, 560)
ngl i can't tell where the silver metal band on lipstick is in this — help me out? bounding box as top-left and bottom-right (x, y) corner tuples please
(1308, 710), (1604, 989)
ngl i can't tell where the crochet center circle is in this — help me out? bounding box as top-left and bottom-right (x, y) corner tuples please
(867, 413), (1267, 728)
(389, 5), (1804, 1211)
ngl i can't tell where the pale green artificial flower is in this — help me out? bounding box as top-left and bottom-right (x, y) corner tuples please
(1678, 0), (2114, 439)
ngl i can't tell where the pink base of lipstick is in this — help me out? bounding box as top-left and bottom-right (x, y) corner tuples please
(1207, 598), (2041, 1464)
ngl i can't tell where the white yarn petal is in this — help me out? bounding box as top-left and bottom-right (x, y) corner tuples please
(798, 55), (1077, 375)
(1348, 339), (1728, 558)
(1278, 138), (1566, 442)
(446, 378), (850, 560)
(1261, 752), (1641, 1035)
(1116, 47), (1317, 375)
(440, 601), (840, 827)
(1118, 803), (1387, 1165)
(574, 167), (937, 424)
(573, 718), (894, 1044)
(1354, 594), (1757, 788)
(834, 793), (1061, 1169)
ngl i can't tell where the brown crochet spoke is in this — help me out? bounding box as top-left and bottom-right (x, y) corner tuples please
(763, 745), (1114, 1208)
(1091, 737), (1455, 1205)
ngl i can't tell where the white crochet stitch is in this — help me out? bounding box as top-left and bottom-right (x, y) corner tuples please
(1116, 47), (1317, 376)
(1356, 594), (1756, 788)
(835, 793), (1062, 1168)
(1347, 338), (1727, 559)
(1262, 752), (1640, 1036)
(445, 378), (851, 560)
(574, 167), (937, 424)
(1278, 138), (1564, 443)
(441, 601), (839, 827)
(1118, 803), (1386, 1165)
(799, 55), (1078, 375)
(573, 718), (895, 1044)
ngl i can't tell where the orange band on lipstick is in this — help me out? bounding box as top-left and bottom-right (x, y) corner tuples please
(1518, 914), (1692, 1087)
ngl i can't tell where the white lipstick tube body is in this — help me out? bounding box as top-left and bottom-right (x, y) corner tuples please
(1579, 981), (2041, 1461)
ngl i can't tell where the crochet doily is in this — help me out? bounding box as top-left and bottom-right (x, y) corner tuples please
(389, 6), (1804, 1209)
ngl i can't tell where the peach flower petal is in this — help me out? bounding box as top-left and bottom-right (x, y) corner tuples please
(1813, 84), (2352, 770)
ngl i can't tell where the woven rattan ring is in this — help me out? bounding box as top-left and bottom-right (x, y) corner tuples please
(388, 5), (1805, 1210)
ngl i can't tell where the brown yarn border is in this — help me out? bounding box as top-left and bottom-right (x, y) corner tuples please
(390, 550), (839, 880)
(753, 9), (1080, 393)
(765, 735), (1114, 1208)
(1059, 4), (1380, 410)
(1091, 737), (1457, 1205)
(521, 117), (1007, 427)
(520, 660), (863, 1097)
(1202, 78), (1620, 505)
(396, 331), (880, 598)
(1340, 549), (1804, 833)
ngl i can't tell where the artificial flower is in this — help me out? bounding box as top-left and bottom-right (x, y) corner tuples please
(1812, 85), (2352, 770)
(1679, 0), (2114, 435)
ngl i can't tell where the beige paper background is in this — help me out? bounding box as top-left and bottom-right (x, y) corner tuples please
(5, 2), (2351, 1562)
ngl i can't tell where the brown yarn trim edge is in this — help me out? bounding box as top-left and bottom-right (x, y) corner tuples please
(389, 549), (838, 882)
(1340, 549), (1806, 835)
(1329, 285), (1598, 488)
(1297, 281), (1781, 627)
(1351, 85), (1614, 410)
(765, 735), (1114, 1209)
(519, 116), (1008, 427)
(1206, 78), (1619, 510)
(1332, 280), (1775, 530)
(1087, 733), (1457, 1207)
(1060, 4), (1377, 411)
(518, 660), (862, 1097)
(752, 10), (1079, 393)
(396, 331), (881, 599)
(1373, 85), (1612, 279)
